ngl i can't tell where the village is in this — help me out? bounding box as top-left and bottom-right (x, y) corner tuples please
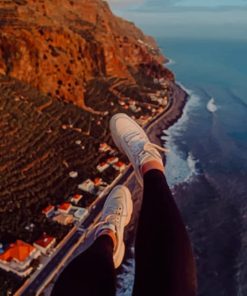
(0, 141), (127, 279)
(0, 77), (171, 285)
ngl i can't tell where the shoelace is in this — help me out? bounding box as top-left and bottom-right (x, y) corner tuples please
(124, 131), (169, 164)
(93, 207), (122, 232)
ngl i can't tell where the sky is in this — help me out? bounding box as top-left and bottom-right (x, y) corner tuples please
(107, 0), (247, 39)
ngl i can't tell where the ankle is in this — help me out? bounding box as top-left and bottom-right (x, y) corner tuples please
(97, 229), (117, 250)
(141, 160), (164, 176)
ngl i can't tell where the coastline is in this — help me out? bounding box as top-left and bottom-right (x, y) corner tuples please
(146, 81), (188, 145)
(116, 81), (189, 294)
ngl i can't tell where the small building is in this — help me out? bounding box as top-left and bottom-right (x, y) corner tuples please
(58, 203), (72, 214)
(71, 194), (83, 204)
(93, 178), (103, 187)
(113, 161), (126, 172)
(78, 179), (95, 193)
(69, 171), (78, 178)
(74, 208), (89, 222)
(97, 162), (109, 173)
(34, 234), (56, 255)
(99, 143), (111, 153)
(0, 240), (40, 277)
(42, 205), (55, 218)
(107, 157), (119, 165)
(53, 214), (74, 225)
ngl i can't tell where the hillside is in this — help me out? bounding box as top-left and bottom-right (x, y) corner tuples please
(0, 0), (173, 108)
(0, 0), (177, 293)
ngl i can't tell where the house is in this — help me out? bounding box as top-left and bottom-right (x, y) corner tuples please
(99, 143), (111, 153)
(34, 234), (56, 255)
(71, 194), (83, 204)
(42, 205), (55, 218)
(107, 157), (119, 165)
(78, 179), (95, 193)
(53, 214), (74, 225)
(113, 161), (126, 172)
(74, 208), (89, 222)
(0, 240), (40, 277)
(69, 171), (78, 178)
(58, 203), (72, 214)
(93, 178), (103, 187)
(96, 162), (109, 173)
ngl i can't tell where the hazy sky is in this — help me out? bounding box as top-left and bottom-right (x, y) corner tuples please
(107, 0), (247, 39)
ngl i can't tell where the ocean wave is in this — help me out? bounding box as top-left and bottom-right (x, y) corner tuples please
(185, 152), (201, 182)
(163, 84), (202, 186)
(165, 58), (176, 66)
(165, 83), (201, 137)
(207, 97), (218, 113)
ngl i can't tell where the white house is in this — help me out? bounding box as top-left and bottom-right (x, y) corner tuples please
(0, 240), (40, 277)
(71, 194), (83, 204)
(58, 203), (72, 214)
(73, 208), (89, 222)
(42, 205), (55, 218)
(34, 234), (56, 255)
(97, 162), (109, 173)
(113, 161), (126, 172)
(107, 157), (119, 165)
(78, 179), (95, 193)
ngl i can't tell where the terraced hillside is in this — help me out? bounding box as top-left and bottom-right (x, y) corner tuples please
(0, 72), (172, 245)
(0, 75), (125, 245)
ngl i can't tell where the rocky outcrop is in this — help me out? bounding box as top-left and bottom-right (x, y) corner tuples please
(0, 0), (173, 109)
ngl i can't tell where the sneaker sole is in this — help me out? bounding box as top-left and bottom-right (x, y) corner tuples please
(108, 185), (133, 269)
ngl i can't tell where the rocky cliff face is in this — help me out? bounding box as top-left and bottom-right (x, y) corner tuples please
(0, 0), (173, 109)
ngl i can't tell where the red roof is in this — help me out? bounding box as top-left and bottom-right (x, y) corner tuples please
(99, 143), (110, 151)
(58, 202), (71, 211)
(72, 194), (82, 200)
(107, 157), (118, 163)
(94, 178), (102, 186)
(42, 205), (55, 214)
(114, 161), (125, 168)
(34, 234), (55, 248)
(100, 143), (108, 147)
(0, 240), (35, 263)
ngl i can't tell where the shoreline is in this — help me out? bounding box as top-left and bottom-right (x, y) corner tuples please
(146, 81), (188, 145)
(116, 81), (189, 293)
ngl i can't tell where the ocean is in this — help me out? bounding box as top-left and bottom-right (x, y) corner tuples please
(160, 38), (247, 296)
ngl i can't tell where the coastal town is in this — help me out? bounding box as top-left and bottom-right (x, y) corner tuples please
(0, 73), (174, 295)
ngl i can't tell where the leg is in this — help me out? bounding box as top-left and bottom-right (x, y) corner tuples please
(110, 113), (197, 296)
(51, 185), (133, 296)
(51, 235), (116, 296)
(133, 169), (197, 296)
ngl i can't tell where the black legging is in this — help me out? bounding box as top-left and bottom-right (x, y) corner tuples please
(51, 170), (197, 296)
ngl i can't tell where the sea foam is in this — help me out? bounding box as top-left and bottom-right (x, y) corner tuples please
(207, 97), (218, 113)
(165, 58), (176, 66)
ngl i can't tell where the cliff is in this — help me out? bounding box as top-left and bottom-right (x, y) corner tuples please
(0, 0), (173, 109)
(0, 1), (179, 292)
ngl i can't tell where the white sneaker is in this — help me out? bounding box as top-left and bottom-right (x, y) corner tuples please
(95, 185), (133, 268)
(110, 113), (167, 186)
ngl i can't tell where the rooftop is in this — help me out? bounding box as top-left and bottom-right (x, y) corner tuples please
(34, 234), (55, 248)
(0, 240), (35, 263)
(58, 202), (71, 211)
